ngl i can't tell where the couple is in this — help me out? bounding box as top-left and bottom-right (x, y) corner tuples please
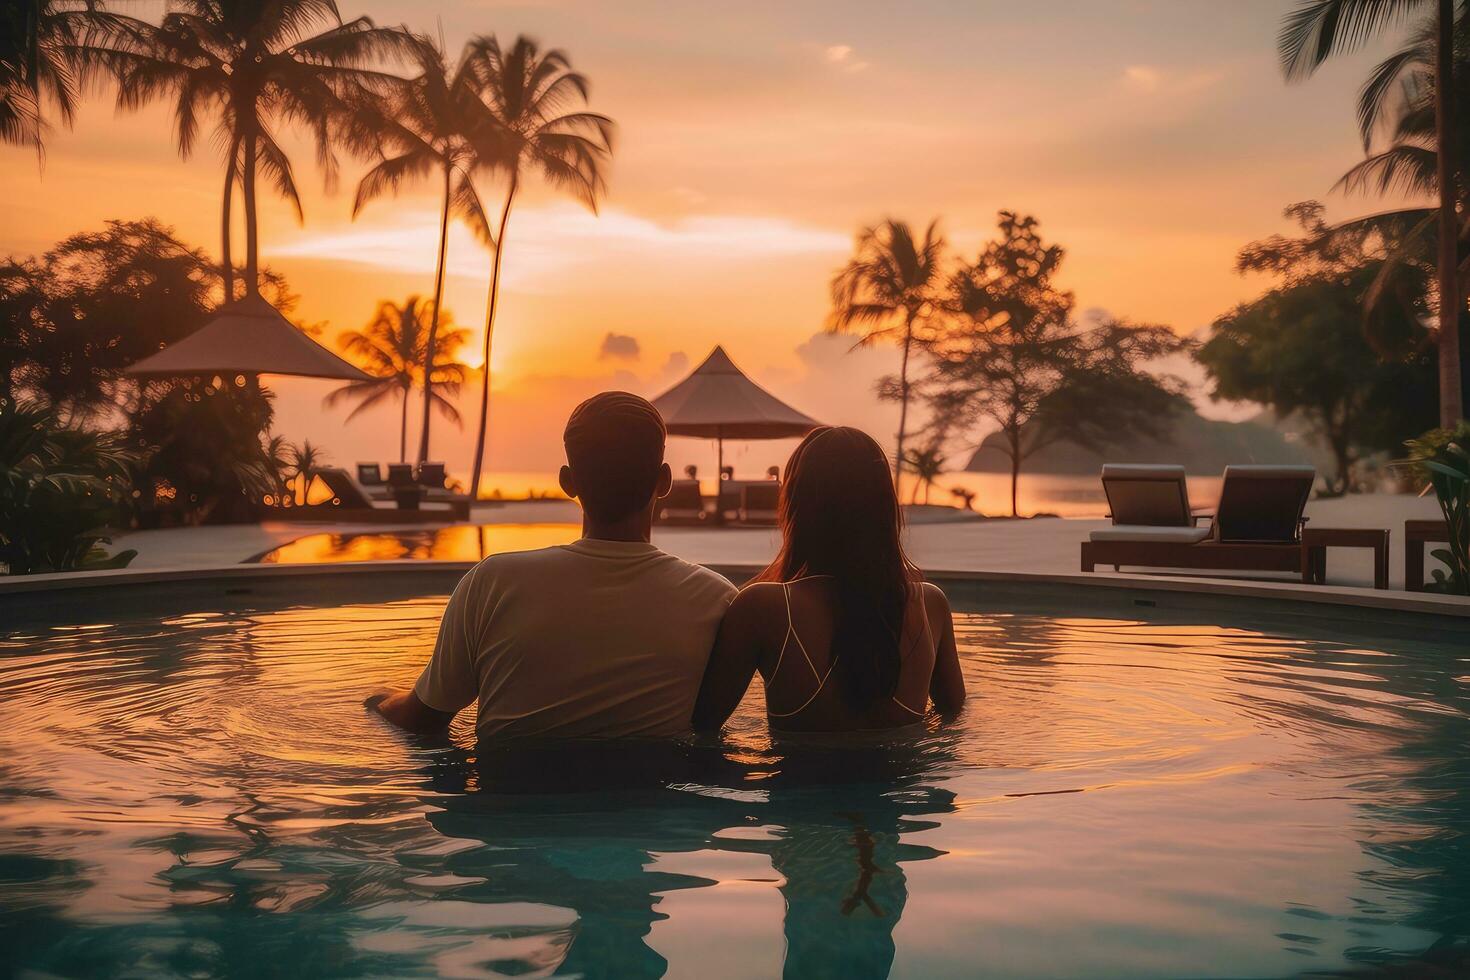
(369, 391), (965, 739)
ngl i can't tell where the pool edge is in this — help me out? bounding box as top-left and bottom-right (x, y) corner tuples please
(3, 559), (1468, 620)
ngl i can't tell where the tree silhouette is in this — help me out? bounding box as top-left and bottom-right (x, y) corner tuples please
(926, 212), (1188, 517)
(1280, 0), (1463, 425)
(352, 34), (498, 465)
(96, 1), (414, 299)
(829, 219), (946, 482)
(463, 34), (614, 501)
(327, 297), (469, 463)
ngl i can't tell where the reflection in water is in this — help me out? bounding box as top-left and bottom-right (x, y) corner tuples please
(0, 589), (1467, 977)
(250, 522), (581, 564)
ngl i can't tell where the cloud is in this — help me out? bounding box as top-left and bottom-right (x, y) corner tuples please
(598, 332), (641, 361)
(1121, 64), (1225, 96)
(272, 206), (849, 290)
(824, 44), (870, 74)
(1122, 65), (1161, 93)
(659, 351), (690, 380)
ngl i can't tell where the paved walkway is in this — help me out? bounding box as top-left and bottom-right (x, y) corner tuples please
(106, 494), (1450, 592)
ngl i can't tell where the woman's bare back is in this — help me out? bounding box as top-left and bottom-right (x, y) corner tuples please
(755, 577), (953, 732)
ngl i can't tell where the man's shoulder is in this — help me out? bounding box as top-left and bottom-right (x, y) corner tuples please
(647, 550), (737, 601)
(463, 544), (577, 583)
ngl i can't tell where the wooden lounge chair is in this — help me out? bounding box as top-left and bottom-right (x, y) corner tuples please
(315, 467), (383, 510)
(656, 479), (706, 524)
(737, 482), (780, 525)
(386, 463), (422, 510)
(1081, 464), (1316, 581)
(356, 462), (394, 501)
(417, 461), (448, 489)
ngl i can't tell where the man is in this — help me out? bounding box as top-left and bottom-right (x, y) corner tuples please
(368, 391), (736, 740)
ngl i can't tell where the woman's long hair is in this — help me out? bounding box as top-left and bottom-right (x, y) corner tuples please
(756, 426), (920, 710)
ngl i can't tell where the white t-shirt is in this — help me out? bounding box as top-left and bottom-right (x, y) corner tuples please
(414, 539), (737, 741)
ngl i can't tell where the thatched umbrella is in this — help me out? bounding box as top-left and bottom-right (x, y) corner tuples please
(124, 293), (368, 382)
(651, 346), (820, 476)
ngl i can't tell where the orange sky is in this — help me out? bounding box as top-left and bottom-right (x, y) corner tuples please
(0, 1), (1416, 482)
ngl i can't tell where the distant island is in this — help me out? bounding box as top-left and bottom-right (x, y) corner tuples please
(964, 406), (1311, 475)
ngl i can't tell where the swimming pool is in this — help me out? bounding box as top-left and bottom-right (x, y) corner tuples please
(1, 573), (1467, 978)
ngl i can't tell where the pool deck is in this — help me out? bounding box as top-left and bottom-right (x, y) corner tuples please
(3, 492), (1463, 618)
(99, 493), (1446, 587)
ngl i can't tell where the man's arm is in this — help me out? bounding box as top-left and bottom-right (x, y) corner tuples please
(367, 571), (481, 734)
(366, 688), (456, 734)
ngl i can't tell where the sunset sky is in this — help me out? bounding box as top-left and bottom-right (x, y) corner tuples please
(0, 0), (1415, 485)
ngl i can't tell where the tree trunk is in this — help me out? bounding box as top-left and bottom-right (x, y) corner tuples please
(468, 175), (518, 503)
(894, 315), (914, 484)
(222, 134), (239, 303)
(243, 133), (259, 296)
(417, 160), (453, 465)
(399, 384), (409, 463)
(1436, 0), (1463, 425)
(1008, 427), (1022, 518)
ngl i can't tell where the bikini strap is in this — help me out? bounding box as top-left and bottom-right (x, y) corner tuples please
(768, 578), (838, 718)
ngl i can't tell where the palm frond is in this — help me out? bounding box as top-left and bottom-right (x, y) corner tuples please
(1280, 0), (1426, 81)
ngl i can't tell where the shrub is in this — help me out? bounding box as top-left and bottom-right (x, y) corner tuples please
(1401, 425), (1470, 595)
(0, 402), (137, 574)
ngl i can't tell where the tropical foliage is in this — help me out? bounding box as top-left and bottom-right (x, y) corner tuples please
(0, 0), (129, 157)
(1401, 431), (1470, 593)
(327, 297), (469, 463)
(923, 213), (1190, 517)
(829, 219), (946, 480)
(901, 442), (947, 505)
(464, 34), (615, 502)
(1280, 0), (1466, 426)
(0, 400), (136, 573)
(128, 380), (285, 526)
(1199, 203), (1439, 494)
(0, 217), (296, 418)
(283, 439), (329, 506)
(1, 219), (308, 527)
(352, 35), (496, 464)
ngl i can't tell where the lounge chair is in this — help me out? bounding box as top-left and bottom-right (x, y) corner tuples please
(355, 462), (394, 501)
(315, 467), (384, 510)
(657, 480), (705, 524)
(417, 461), (448, 489)
(385, 462), (422, 510)
(1081, 464), (1316, 580)
(737, 482), (780, 525)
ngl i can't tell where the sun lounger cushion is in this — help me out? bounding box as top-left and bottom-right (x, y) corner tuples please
(1089, 524), (1212, 544)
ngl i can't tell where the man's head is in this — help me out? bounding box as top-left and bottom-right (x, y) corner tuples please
(559, 391), (671, 524)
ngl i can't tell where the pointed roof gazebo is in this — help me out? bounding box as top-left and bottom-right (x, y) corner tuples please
(124, 292), (368, 382)
(651, 346), (821, 476)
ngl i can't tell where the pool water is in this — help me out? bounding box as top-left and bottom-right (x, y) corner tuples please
(1, 586), (1468, 978)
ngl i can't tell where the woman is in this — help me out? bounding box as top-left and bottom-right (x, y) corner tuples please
(693, 426), (965, 733)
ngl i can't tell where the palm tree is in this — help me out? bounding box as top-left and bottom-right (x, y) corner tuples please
(98, 1), (413, 301)
(352, 35), (497, 466)
(902, 444), (947, 505)
(828, 219), (946, 481)
(1280, 0), (1464, 425)
(284, 439), (327, 506)
(326, 297), (469, 463)
(1, 1), (101, 157)
(462, 34), (614, 502)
